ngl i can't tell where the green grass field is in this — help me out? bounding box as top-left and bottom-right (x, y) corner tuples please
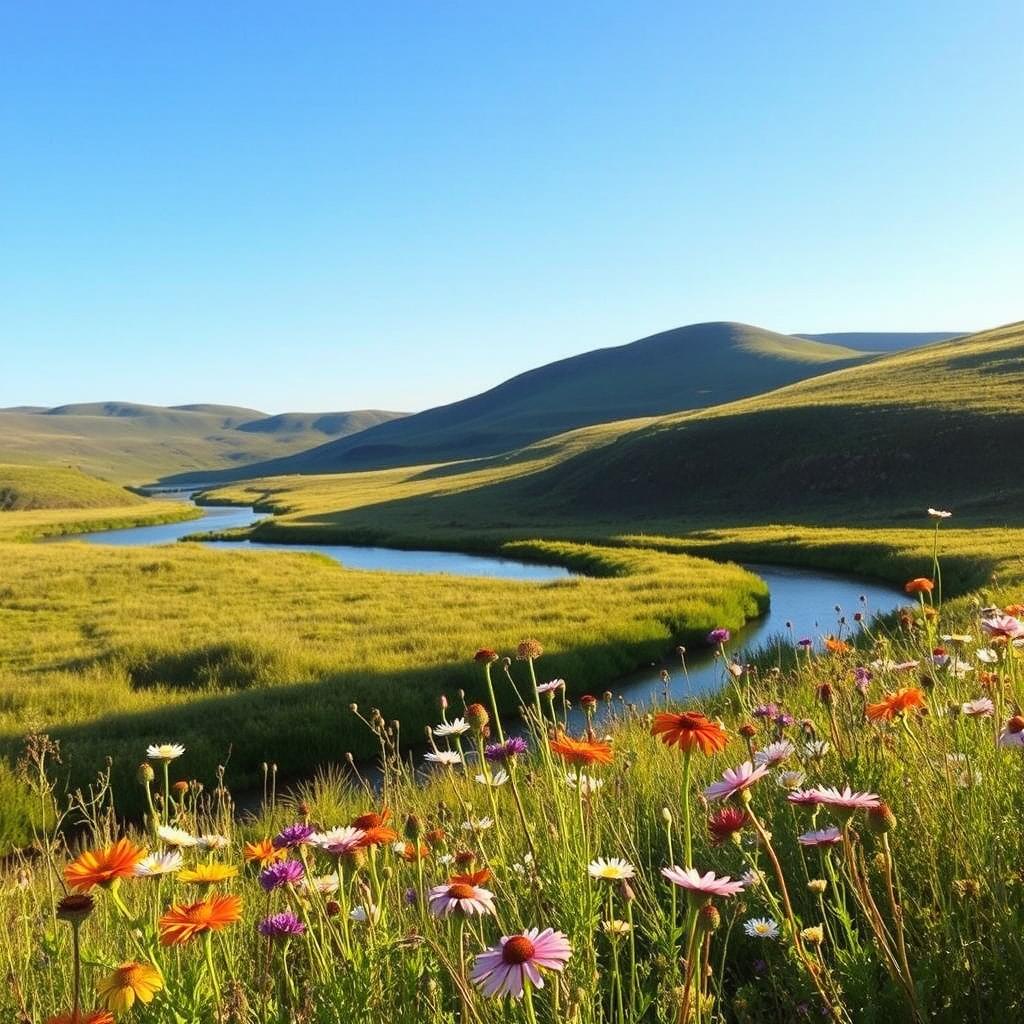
(0, 463), (145, 510)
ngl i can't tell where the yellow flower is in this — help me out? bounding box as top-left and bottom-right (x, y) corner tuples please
(800, 925), (825, 945)
(177, 862), (238, 885)
(97, 961), (163, 1012)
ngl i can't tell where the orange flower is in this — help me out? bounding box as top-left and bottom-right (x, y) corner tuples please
(824, 636), (851, 655)
(353, 807), (399, 847)
(450, 866), (491, 886)
(550, 733), (613, 767)
(397, 842), (430, 863)
(243, 838), (286, 867)
(64, 838), (147, 892)
(46, 1012), (115, 1024)
(1005, 604), (1024, 617)
(866, 687), (927, 722)
(158, 893), (242, 946)
(650, 712), (729, 755)
(904, 578), (935, 595)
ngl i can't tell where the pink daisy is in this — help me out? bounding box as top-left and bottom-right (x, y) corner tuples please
(661, 866), (746, 898)
(753, 740), (795, 768)
(310, 826), (366, 857)
(961, 697), (995, 718)
(809, 785), (880, 811)
(427, 881), (497, 917)
(470, 928), (572, 999)
(981, 615), (1024, 641)
(787, 788), (824, 806)
(798, 827), (843, 847)
(703, 760), (770, 802)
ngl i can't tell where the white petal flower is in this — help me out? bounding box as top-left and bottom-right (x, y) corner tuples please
(157, 825), (198, 848)
(743, 917), (780, 939)
(474, 769), (509, 787)
(432, 718), (471, 737)
(135, 851), (183, 876)
(424, 750), (463, 766)
(147, 743), (185, 761)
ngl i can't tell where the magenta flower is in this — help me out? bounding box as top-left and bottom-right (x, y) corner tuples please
(428, 880), (497, 917)
(536, 678), (565, 695)
(981, 615), (1024, 640)
(260, 859), (305, 891)
(798, 827), (843, 847)
(310, 826), (365, 856)
(707, 628), (731, 645)
(808, 785), (880, 811)
(703, 761), (770, 802)
(470, 928), (572, 999)
(485, 736), (528, 763)
(787, 789), (824, 806)
(661, 866), (746, 898)
(272, 823), (316, 849)
(258, 911), (306, 938)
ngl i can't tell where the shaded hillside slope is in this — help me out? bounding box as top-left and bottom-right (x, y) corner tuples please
(797, 331), (963, 352)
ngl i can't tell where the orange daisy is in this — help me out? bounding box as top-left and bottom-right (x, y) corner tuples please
(866, 687), (927, 722)
(243, 838), (286, 867)
(353, 807), (399, 847)
(1005, 604), (1024, 617)
(824, 636), (851, 655)
(450, 866), (492, 886)
(397, 841), (430, 863)
(904, 578), (935, 595)
(158, 893), (243, 946)
(46, 1012), (115, 1024)
(64, 838), (147, 892)
(650, 711), (729, 755)
(550, 733), (613, 767)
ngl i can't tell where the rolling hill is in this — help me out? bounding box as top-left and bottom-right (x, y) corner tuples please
(160, 322), (880, 484)
(796, 331), (963, 352)
(0, 403), (406, 484)
(0, 463), (144, 510)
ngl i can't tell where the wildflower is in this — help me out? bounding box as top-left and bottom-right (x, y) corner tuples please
(56, 893), (95, 923)
(703, 761), (770, 802)
(550, 733), (613, 767)
(311, 826), (366, 857)
(243, 839), (286, 867)
(753, 739), (794, 768)
(998, 716), (1024, 748)
(424, 750), (463, 766)
(96, 962), (163, 1012)
(740, 868), (764, 888)
(134, 851), (183, 877)
(64, 838), (147, 892)
(787, 788), (824, 806)
(159, 893), (242, 945)
(461, 817), (495, 832)
(350, 904), (381, 924)
(474, 648), (499, 663)
(450, 866), (491, 885)
(396, 841), (430, 862)
(301, 874), (341, 896)
(273, 823), (316, 849)
(433, 718), (471, 737)
(752, 703), (779, 719)
(46, 1011), (115, 1024)
(824, 637), (850, 655)
(258, 911), (306, 939)
(866, 802), (897, 833)
(777, 769), (806, 791)
(428, 880), (497, 916)
(650, 711), (729, 754)
(516, 639), (544, 660)
(602, 919), (631, 936)
(928, 508), (952, 519)
(801, 925), (825, 945)
(475, 769), (510, 787)
(178, 862), (237, 886)
(706, 628), (731, 645)
(156, 825), (198, 848)
(537, 678), (565, 695)
(981, 615), (1024, 640)
(146, 743), (185, 761)
(485, 736), (529, 762)
(587, 857), (635, 881)
(260, 859), (305, 891)
(904, 578), (934, 595)
(470, 928), (572, 999)
(810, 785), (881, 811)
(743, 917), (779, 939)
(866, 687), (927, 722)
(738, 723), (757, 738)
(466, 703), (490, 731)
(707, 807), (750, 846)
(798, 827), (843, 847)
(961, 697), (995, 718)
(565, 771), (604, 795)
(661, 866), (746, 898)
(807, 878), (827, 894)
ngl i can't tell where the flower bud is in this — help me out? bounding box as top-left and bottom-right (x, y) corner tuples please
(867, 801), (896, 834)
(697, 903), (720, 933)
(404, 814), (423, 840)
(56, 893), (95, 924)
(738, 723), (756, 739)
(325, 899), (341, 917)
(466, 703), (490, 732)
(137, 762), (155, 784)
(807, 879), (827, 895)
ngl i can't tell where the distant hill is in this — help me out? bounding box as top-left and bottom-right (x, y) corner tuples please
(796, 331), (964, 353)
(0, 464), (143, 510)
(0, 404), (406, 484)
(161, 322), (876, 484)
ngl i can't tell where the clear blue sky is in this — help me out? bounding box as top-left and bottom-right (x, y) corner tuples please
(2, 2), (1021, 413)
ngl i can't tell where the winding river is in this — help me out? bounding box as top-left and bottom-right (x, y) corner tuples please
(55, 499), (906, 710)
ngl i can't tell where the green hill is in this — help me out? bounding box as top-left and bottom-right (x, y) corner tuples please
(161, 322), (874, 484)
(0, 464), (144, 510)
(0, 404), (406, 484)
(796, 330), (963, 352)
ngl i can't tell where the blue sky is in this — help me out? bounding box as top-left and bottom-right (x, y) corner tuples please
(2, 2), (1021, 413)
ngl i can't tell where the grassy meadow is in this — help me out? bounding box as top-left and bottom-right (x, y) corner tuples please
(5, 562), (1024, 1023)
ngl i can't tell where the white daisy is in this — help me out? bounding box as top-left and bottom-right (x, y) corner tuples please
(432, 718), (471, 738)
(588, 857), (635, 881)
(424, 750), (463, 766)
(197, 834), (230, 851)
(349, 904), (380, 924)
(753, 740), (795, 768)
(157, 825), (198, 848)
(743, 917), (779, 939)
(135, 851), (183, 876)
(602, 919), (632, 936)
(565, 771), (604, 796)
(147, 743), (185, 762)
(461, 816), (494, 832)
(474, 769), (510, 787)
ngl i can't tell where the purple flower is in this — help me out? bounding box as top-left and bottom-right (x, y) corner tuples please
(258, 911), (306, 939)
(752, 703), (779, 720)
(272, 823), (316, 849)
(484, 736), (528, 763)
(797, 638), (813, 648)
(853, 667), (872, 693)
(774, 712), (795, 728)
(260, 859), (305, 891)
(706, 628), (731, 646)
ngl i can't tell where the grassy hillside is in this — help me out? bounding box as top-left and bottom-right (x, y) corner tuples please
(0, 463), (143, 510)
(162, 322), (873, 483)
(797, 329), (963, 352)
(0, 403), (406, 483)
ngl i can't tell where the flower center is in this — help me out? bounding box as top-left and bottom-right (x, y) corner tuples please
(502, 935), (537, 964)
(678, 712), (704, 730)
(447, 883), (476, 900)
